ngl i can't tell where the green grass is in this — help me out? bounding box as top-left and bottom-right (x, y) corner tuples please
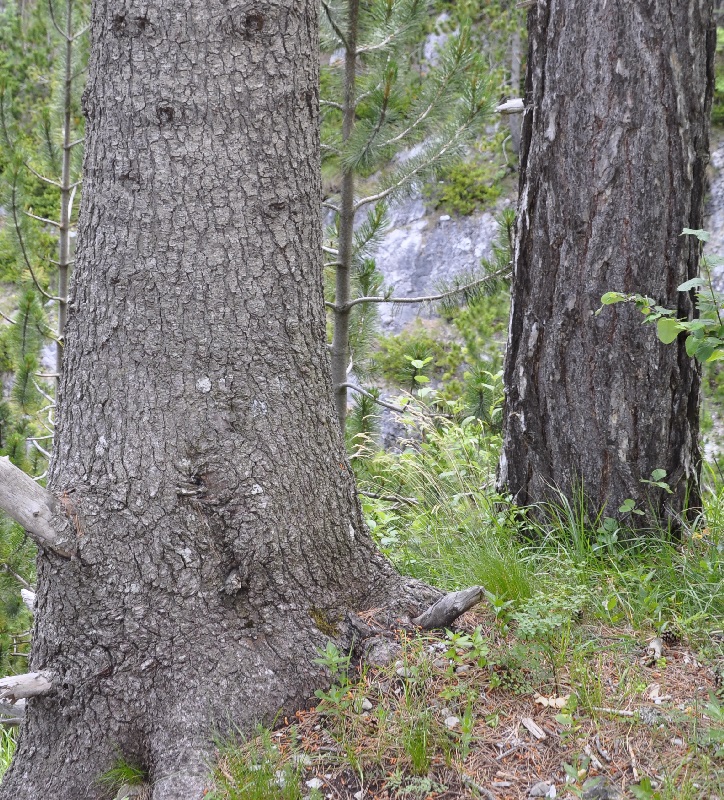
(209, 727), (317, 800)
(361, 404), (533, 602)
(0, 727), (16, 779)
(96, 756), (147, 795)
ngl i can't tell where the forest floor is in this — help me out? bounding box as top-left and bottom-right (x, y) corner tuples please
(209, 607), (724, 800)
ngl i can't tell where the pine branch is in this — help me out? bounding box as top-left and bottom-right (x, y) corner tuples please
(23, 210), (61, 229)
(340, 383), (453, 419)
(321, 1), (349, 50)
(352, 125), (469, 213)
(10, 179), (63, 303)
(340, 383), (410, 414)
(23, 162), (62, 188)
(48, 0), (71, 42)
(336, 266), (511, 310)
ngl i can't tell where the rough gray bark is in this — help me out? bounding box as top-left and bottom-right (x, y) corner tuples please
(0, 2), (438, 798)
(499, 0), (714, 523)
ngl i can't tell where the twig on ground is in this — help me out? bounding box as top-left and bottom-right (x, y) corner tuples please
(627, 738), (639, 782)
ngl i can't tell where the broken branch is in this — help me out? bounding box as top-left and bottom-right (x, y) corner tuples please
(412, 586), (485, 629)
(0, 671), (53, 702)
(0, 457), (73, 557)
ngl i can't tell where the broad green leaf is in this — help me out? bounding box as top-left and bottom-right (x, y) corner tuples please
(696, 343), (717, 362)
(600, 292), (626, 305)
(410, 359), (426, 369)
(414, 375), (430, 383)
(656, 317), (681, 344)
(681, 228), (710, 242)
(678, 319), (714, 332)
(651, 469), (667, 481)
(618, 499), (635, 513)
(686, 336), (702, 357)
(705, 349), (724, 362)
(677, 277), (706, 292)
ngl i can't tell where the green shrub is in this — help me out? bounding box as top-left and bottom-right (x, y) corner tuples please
(425, 158), (505, 216)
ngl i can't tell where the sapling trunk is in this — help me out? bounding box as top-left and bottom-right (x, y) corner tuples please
(55, 0), (76, 386)
(330, 0), (359, 428)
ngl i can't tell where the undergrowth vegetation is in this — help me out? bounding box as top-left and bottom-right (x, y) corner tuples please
(212, 390), (724, 798)
(1, 1), (723, 797)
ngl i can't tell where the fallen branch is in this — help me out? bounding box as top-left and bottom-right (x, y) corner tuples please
(0, 699), (24, 718)
(412, 586), (485, 629)
(0, 457), (72, 557)
(0, 671), (54, 702)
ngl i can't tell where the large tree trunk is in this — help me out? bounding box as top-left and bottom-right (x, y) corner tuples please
(0, 2), (435, 797)
(499, 0), (714, 524)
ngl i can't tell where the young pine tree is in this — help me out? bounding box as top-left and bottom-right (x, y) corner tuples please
(321, 0), (503, 428)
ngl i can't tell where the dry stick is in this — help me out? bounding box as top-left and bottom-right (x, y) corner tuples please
(627, 738), (639, 782)
(0, 707), (23, 727)
(496, 744), (524, 761)
(495, 98), (524, 114)
(595, 733), (612, 763)
(0, 564), (33, 591)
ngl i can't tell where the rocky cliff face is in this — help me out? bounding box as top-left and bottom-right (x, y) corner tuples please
(707, 134), (724, 273)
(373, 195), (509, 333)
